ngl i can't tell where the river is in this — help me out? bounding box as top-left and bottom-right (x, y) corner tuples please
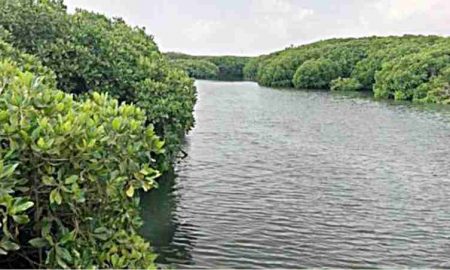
(141, 80), (450, 268)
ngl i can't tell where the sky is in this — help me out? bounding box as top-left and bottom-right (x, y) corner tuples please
(65, 0), (450, 56)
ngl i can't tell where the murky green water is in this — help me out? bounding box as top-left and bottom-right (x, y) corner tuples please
(141, 80), (450, 269)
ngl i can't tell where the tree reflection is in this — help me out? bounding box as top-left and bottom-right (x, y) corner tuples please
(140, 171), (196, 267)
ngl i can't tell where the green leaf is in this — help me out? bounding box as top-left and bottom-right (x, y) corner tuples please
(56, 255), (69, 269)
(12, 198), (34, 214)
(0, 240), (20, 251)
(12, 215), (30, 224)
(93, 227), (111, 240)
(59, 231), (75, 245)
(37, 137), (46, 148)
(42, 176), (56, 186)
(155, 140), (165, 149)
(65, 175), (78, 185)
(56, 103), (65, 112)
(112, 117), (121, 131)
(0, 163), (18, 179)
(92, 92), (101, 102)
(111, 254), (119, 267)
(0, 111), (8, 122)
(29, 238), (48, 248)
(56, 246), (73, 263)
(126, 185), (135, 198)
(50, 189), (62, 205)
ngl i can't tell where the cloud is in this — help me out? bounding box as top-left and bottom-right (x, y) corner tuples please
(172, 0), (315, 55)
(184, 20), (222, 42)
(373, 0), (444, 21)
(64, 0), (449, 55)
(251, 0), (314, 39)
(253, 0), (314, 18)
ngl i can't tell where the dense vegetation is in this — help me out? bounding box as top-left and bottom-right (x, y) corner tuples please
(0, 0), (196, 268)
(165, 52), (249, 81)
(0, 0), (196, 166)
(170, 58), (219, 80)
(170, 35), (450, 104)
(243, 35), (450, 104)
(330, 77), (363, 92)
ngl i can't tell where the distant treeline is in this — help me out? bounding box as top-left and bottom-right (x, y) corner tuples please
(170, 35), (449, 104)
(244, 35), (450, 104)
(165, 52), (250, 81)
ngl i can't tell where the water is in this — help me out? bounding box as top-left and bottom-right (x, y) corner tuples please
(141, 80), (450, 269)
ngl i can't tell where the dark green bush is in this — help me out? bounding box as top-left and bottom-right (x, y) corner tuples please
(0, 0), (196, 166)
(374, 46), (450, 101)
(325, 44), (367, 78)
(293, 58), (340, 89)
(330, 77), (363, 91)
(256, 60), (293, 87)
(207, 56), (249, 80)
(0, 0), (70, 54)
(257, 51), (320, 87)
(351, 42), (423, 89)
(165, 52), (249, 81)
(414, 70), (450, 104)
(171, 59), (219, 79)
(0, 39), (56, 87)
(243, 35), (450, 103)
(243, 57), (263, 81)
(257, 57), (297, 87)
(0, 59), (163, 268)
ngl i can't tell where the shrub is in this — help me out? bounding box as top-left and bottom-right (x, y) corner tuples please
(326, 44), (367, 77)
(373, 46), (450, 101)
(256, 52), (318, 87)
(292, 58), (340, 89)
(165, 53), (249, 81)
(0, 60), (163, 268)
(414, 66), (450, 104)
(0, 39), (56, 87)
(330, 77), (363, 91)
(171, 59), (219, 79)
(243, 57), (262, 81)
(207, 56), (249, 80)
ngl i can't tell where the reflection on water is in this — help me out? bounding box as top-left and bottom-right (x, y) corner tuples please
(142, 80), (450, 269)
(140, 172), (196, 266)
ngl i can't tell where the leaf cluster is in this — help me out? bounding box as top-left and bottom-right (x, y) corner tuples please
(0, 0), (199, 267)
(0, 58), (163, 268)
(0, 0), (197, 164)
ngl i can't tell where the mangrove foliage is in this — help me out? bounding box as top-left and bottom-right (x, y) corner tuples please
(0, 0), (196, 268)
(243, 35), (450, 104)
(165, 52), (250, 81)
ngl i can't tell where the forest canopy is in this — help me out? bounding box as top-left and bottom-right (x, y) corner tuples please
(242, 35), (450, 104)
(168, 36), (450, 104)
(165, 52), (250, 81)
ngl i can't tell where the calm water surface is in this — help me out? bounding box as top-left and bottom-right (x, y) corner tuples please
(141, 80), (450, 269)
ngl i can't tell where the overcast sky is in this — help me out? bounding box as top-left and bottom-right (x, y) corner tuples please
(65, 0), (450, 56)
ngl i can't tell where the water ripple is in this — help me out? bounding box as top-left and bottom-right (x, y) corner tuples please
(142, 80), (450, 269)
